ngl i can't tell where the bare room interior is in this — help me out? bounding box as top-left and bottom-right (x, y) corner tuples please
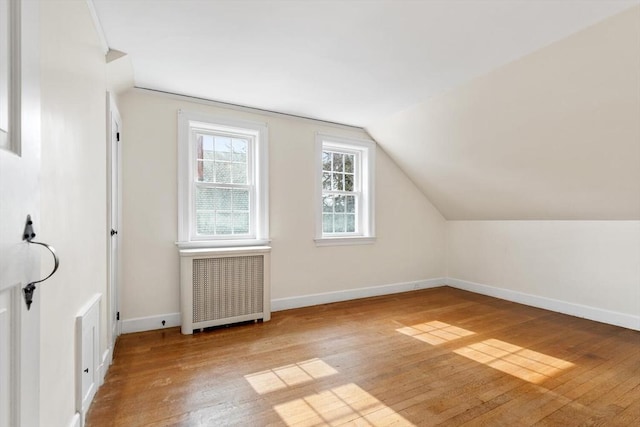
(0, 1), (638, 426)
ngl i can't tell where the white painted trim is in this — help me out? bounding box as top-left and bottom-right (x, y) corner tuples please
(271, 278), (445, 312)
(106, 92), (122, 365)
(98, 347), (111, 386)
(85, 0), (109, 54)
(315, 133), (376, 242)
(446, 277), (640, 331)
(176, 239), (271, 249)
(177, 110), (269, 245)
(75, 294), (101, 427)
(121, 312), (181, 334)
(314, 236), (376, 247)
(178, 245), (271, 257)
(134, 87), (364, 131)
(67, 412), (81, 427)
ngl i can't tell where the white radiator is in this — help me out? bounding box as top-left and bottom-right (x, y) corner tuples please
(179, 246), (271, 334)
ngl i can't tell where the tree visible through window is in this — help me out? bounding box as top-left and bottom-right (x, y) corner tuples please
(316, 133), (375, 245)
(322, 150), (358, 234)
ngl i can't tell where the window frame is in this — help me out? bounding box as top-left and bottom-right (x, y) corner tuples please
(178, 110), (269, 248)
(315, 133), (376, 246)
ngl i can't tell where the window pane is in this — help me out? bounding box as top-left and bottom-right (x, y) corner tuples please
(322, 196), (334, 213)
(195, 187), (215, 210)
(214, 136), (231, 161)
(213, 188), (231, 210)
(322, 151), (332, 171)
(322, 214), (333, 233)
(215, 161), (231, 183)
(196, 211), (215, 235)
(332, 153), (343, 172)
(232, 189), (249, 211)
(344, 174), (354, 192)
(196, 160), (215, 182)
(232, 163), (247, 184)
(346, 214), (355, 232)
(233, 212), (249, 234)
(335, 195), (345, 213)
(322, 172), (332, 190)
(346, 195), (355, 213)
(344, 154), (354, 173)
(215, 212), (232, 234)
(214, 136), (232, 161)
(332, 173), (343, 191)
(232, 138), (248, 162)
(197, 134), (215, 160)
(334, 214), (345, 232)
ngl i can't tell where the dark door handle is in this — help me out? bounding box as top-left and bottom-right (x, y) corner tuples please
(110, 229), (118, 236)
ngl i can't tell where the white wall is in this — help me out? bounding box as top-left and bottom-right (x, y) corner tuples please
(119, 89), (446, 321)
(447, 221), (640, 329)
(40, 1), (109, 426)
(365, 6), (640, 331)
(368, 6), (640, 220)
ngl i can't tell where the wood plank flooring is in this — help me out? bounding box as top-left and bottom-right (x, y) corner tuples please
(86, 287), (640, 426)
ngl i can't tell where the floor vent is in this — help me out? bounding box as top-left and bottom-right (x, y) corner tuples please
(179, 247), (271, 334)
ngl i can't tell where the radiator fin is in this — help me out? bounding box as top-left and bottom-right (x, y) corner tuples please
(192, 255), (264, 323)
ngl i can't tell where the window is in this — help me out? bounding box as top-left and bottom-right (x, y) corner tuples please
(178, 111), (268, 247)
(315, 133), (375, 246)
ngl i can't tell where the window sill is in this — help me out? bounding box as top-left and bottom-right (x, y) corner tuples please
(176, 239), (271, 250)
(177, 245), (272, 258)
(314, 236), (376, 247)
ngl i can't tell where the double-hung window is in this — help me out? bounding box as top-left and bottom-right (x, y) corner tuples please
(178, 111), (268, 247)
(315, 133), (375, 246)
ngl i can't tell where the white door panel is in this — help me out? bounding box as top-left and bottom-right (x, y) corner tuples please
(107, 94), (122, 349)
(0, 1), (41, 426)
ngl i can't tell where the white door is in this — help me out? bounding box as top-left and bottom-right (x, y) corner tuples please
(107, 94), (122, 349)
(0, 1), (41, 426)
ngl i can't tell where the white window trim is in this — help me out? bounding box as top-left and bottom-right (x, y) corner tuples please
(314, 132), (375, 246)
(177, 110), (269, 248)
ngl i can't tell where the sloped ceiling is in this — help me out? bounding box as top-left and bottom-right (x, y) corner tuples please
(368, 6), (640, 220)
(93, 0), (637, 127)
(91, 1), (640, 220)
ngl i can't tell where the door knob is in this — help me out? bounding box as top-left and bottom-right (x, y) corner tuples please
(110, 229), (118, 236)
(22, 215), (60, 310)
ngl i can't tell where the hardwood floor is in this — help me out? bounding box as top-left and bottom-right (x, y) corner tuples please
(86, 287), (640, 426)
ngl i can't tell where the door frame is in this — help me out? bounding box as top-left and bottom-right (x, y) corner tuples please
(106, 93), (122, 358)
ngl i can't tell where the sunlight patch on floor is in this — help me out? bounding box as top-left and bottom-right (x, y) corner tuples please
(244, 358), (339, 395)
(396, 320), (475, 345)
(274, 383), (415, 426)
(453, 338), (574, 383)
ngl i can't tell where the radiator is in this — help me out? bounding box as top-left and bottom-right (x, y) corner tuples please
(179, 247), (271, 334)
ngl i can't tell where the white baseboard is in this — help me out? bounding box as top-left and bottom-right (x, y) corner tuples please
(446, 277), (640, 331)
(271, 278), (445, 312)
(98, 347), (112, 386)
(121, 312), (181, 334)
(67, 412), (81, 427)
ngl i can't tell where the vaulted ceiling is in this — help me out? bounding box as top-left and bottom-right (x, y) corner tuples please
(92, 0), (640, 220)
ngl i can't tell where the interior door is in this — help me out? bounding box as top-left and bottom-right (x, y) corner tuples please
(107, 94), (122, 349)
(0, 1), (41, 426)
